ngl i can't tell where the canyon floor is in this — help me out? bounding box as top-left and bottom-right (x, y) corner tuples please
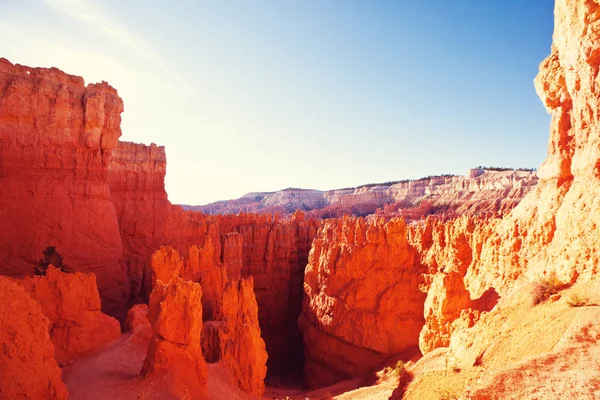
(56, 278), (600, 400)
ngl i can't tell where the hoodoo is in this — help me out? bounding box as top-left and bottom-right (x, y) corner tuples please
(142, 277), (208, 399)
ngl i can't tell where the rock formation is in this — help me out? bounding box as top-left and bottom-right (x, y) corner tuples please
(0, 58), (128, 318)
(203, 277), (268, 397)
(415, 0), (600, 357)
(390, 2), (600, 398)
(124, 303), (151, 333)
(108, 141), (175, 304)
(148, 245), (184, 293)
(142, 277), (208, 399)
(408, 216), (500, 353)
(221, 232), (244, 280)
(185, 188), (328, 215)
(148, 245), (227, 319)
(110, 148), (318, 377)
(19, 266), (121, 364)
(7, 1), (600, 395)
(298, 216), (426, 387)
(146, 246), (267, 396)
(0, 276), (69, 400)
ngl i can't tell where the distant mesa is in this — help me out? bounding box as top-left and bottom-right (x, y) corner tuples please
(181, 167), (538, 220)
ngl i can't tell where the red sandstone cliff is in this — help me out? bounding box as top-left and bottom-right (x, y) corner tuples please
(108, 141), (222, 305)
(0, 276), (69, 400)
(6, 1), (599, 395)
(0, 58), (128, 317)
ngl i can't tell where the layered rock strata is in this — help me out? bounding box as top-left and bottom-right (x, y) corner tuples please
(408, 216), (500, 353)
(108, 143), (317, 377)
(185, 170), (537, 219)
(300, 1), (600, 379)
(109, 144), (318, 377)
(417, 0), (600, 356)
(0, 58), (128, 317)
(397, 3), (600, 398)
(149, 245), (229, 321)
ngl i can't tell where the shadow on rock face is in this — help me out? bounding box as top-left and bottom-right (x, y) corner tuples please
(472, 287), (500, 313)
(388, 370), (414, 400)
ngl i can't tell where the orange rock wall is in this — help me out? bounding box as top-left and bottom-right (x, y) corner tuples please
(304, 0), (600, 369)
(108, 141), (222, 305)
(0, 58), (128, 317)
(408, 216), (500, 353)
(385, 0), (600, 364)
(417, 0), (600, 357)
(149, 245), (228, 321)
(298, 216), (426, 387)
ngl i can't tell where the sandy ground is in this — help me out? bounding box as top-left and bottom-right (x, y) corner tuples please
(63, 329), (252, 400)
(62, 324), (404, 400)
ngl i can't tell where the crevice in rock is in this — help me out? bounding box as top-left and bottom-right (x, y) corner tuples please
(254, 258), (307, 388)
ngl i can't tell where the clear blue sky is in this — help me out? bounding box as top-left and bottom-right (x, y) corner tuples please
(1, 0), (554, 204)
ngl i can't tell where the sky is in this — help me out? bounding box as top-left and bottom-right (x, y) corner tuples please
(1, 0), (555, 205)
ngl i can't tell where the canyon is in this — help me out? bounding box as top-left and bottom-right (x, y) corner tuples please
(1, 0), (600, 399)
